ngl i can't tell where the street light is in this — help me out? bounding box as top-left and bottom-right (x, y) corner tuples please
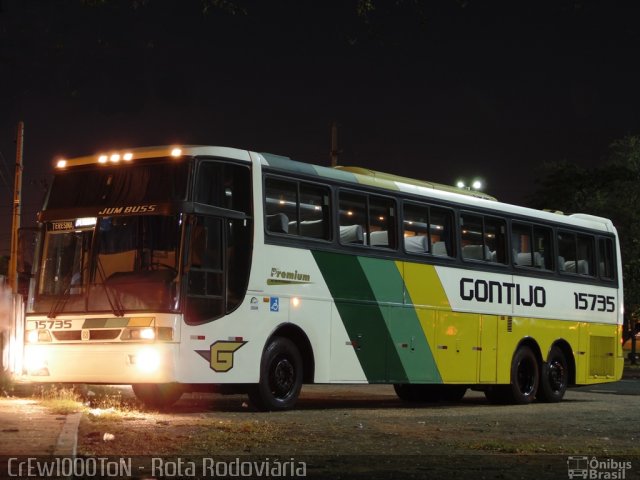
(456, 179), (484, 191)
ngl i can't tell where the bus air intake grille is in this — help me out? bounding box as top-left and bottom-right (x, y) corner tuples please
(52, 330), (82, 341)
(89, 329), (122, 340)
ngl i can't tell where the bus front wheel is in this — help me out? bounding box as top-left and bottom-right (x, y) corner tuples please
(132, 383), (184, 409)
(249, 337), (303, 411)
(537, 346), (569, 403)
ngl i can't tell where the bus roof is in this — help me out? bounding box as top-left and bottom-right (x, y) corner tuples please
(258, 152), (615, 234)
(53, 145), (615, 234)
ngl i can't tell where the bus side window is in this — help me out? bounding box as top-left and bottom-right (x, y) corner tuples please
(557, 231), (575, 273)
(484, 217), (507, 264)
(512, 222), (534, 267)
(265, 178), (297, 235)
(197, 162), (252, 215)
(599, 238), (615, 280)
(299, 183), (331, 240)
(403, 203), (430, 255)
(368, 196), (396, 249)
(460, 214), (487, 261)
(533, 226), (553, 270)
(558, 231), (594, 276)
(265, 177), (331, 240)
(339, 192), (366, 245)
(430, 207), (455, 257)
(576, 234), (595, 276)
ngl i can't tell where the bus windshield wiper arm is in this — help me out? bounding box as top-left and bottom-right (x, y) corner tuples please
(95, 256), (126, 317)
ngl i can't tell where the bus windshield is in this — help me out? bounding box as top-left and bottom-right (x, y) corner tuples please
(46, 160), (189, 210)
(33, 214), (184, 316)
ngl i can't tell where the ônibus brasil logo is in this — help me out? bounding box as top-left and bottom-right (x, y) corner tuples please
(567, 456), (632, 479)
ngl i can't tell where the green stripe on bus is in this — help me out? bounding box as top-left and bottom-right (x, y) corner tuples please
(358, 257), (441, 383)
(312, 250), (407, 383)
(312, 251), (442, 384)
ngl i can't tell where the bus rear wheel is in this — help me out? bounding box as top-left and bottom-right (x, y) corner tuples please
(132, 383), (184, 409)
(537, 346), (569, 403)
(249, 337), (303, 411)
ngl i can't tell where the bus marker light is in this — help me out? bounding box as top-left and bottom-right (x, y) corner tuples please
(228, 336), (244, 342)
(123, 152), (133, 161)
(171, 148), (182, 157)
(110, 154), (120, 163)
(190, 335), (206, 340)
(98, 155), (108, 163)
(291, 297), (300, 307)
(56, 159), (67, 169)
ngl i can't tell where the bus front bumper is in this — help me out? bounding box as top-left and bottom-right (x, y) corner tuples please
(23, 343), (179, 384)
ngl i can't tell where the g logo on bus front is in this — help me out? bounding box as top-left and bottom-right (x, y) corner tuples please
(196, 340), (247, 372)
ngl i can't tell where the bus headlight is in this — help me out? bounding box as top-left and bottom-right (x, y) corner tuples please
(26, 330), (52, 343)
(121, 327), (173, 341)
(134, 348), (161, 373)
(25, 348), (49, 376)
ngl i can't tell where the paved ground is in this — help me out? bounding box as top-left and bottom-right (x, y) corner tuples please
(0, 364), (637, 460)
(0, 397), (80, 456)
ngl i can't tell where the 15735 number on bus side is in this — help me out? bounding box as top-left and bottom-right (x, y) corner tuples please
(573, 292), (615, 312)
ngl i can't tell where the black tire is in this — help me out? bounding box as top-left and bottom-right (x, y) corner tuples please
(439, 385), (467, 402)
(484, 386), (511, 404)
(248, 337), (303, 411)
(508, 345), (540, 404)
(393, 384), (422, 402)
(132, 383), (184, 409)
(485, 346), (540, 405)
(537, 346), (569, 403)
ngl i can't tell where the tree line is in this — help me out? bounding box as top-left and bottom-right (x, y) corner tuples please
(530, 135), (640, 337)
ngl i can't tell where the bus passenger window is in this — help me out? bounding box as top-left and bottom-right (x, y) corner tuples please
(339, 192), (366, 245)
(512, 223), (532, 266)
(264, 177), (331, 240)
(599, 238), (615, 280)
(576, 234), (595, 276)
(265, 178), (297, 235)
(557, 231), (575, 273)
(368, 196), (396, 249)
(299, 184), (330, 240)
(430, 207), (455, 257)
(403, 203), (430, 254)
(533, 226), (553, 270)
(461, 214), (488, 261)
(484, 217), (507, 264)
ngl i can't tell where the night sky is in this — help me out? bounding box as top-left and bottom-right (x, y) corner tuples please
(2, 0), (640, 255)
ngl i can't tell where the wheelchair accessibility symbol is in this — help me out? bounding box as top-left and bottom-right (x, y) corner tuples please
(270, 297), (279, 312)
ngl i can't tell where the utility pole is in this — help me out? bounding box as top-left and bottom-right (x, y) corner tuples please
(330, 121), (339, 167)
(8, 121), (24, 293)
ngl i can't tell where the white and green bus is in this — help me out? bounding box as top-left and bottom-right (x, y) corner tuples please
(24, 145), (624, 410)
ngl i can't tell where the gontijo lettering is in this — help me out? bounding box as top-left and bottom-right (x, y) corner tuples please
(460, 277), (546, 307)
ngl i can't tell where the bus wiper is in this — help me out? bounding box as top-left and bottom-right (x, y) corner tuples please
(47, 265), (89, 318)
(96, 256), (126, 317)
(47, 274), (73, 319)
